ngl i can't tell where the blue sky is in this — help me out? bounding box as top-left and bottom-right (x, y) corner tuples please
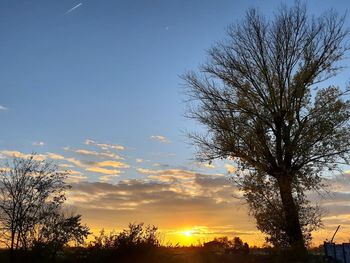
(1, 0), (350, 245)
(0, 0), (349, 173)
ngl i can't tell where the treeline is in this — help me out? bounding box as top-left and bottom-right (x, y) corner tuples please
(1, 222), (255, 263)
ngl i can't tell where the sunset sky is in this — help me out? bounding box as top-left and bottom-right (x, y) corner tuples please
(1, 0), (350, 247)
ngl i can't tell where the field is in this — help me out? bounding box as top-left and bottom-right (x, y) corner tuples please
(0, 246), (325, 263)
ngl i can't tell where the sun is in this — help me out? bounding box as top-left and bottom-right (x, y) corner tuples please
(183, 230), (193, 237)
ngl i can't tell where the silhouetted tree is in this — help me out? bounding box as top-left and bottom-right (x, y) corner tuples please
(208, 236), (249, 255)
(184, 2), (350, 256)
(33, 212), (90, 260)
(90, 223), (160, 251)
(0, 154), (69, 260)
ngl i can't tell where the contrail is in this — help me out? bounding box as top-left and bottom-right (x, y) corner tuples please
(65, 3), (82, 14)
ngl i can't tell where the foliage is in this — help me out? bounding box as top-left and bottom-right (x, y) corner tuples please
(32, 213), (90, 259)
(236, 173), (323, 247)
(206, 236), (250, 254)
(85, 223), (161, 263)
(90, 223), (160, 251)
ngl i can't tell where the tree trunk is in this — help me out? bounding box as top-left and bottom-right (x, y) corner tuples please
(10, 229), (15, 263)
(277, 174), (307, 258)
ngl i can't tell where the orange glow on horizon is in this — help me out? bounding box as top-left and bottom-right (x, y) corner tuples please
(84, 223), (341, 248)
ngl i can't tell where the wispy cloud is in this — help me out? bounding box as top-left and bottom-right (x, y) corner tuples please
(33, 141), (44, 147)
(65, 3), (83, 14)
(84, 139), (125, 151)
(0, 150), (46, 160)
(47, 152), (65, 160)
(66, 157), (85, 168)
(150, 135), (170, 143)
(0, 105), (8, 111)
(86, 166), (121, 175)
(95, 160), (129, 169)
(99, 175), (118, 182)
(67, 148), (123, 160)
(66, 170), (87, 183)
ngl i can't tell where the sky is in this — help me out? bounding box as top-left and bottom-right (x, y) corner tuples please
(1, 0), (350, 246)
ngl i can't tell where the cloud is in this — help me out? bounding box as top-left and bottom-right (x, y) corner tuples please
(71, 168), (350, 246)
(0, 150), (46, 160)
(74, 149), (123, 160)
(84, 139), (125, 151)
(195, 162), (215, 169)
(68, 176), (234, 212)
(0, 105), (7, 111)
(150, 135), (170, 143)
(65, 3), (82, 14)
(95, 160), (129, 169)
(33, 141), (44, 147)
(136, 158), (144, 163)
(152, 163), (171, 168)
(0, 148), (129, 178)
(46, 152), (65, 160)
(224, 164), (236, 174)
(65, 157), (85, 168)
(86, 167), (121, 175)
(65, 174), (257, 244)
(203, 163), (215, 169)
(99, 175), (118, 182)
(66, 170), (87, 183)
(137, 168), (196, 182)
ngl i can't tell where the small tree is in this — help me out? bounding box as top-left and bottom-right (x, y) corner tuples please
(90, 223), (160, 250)
(115, 223), (160, 250)
(184, 2), (350, 255)
(0, 154), (90, 261)
(33, 212), (90, 259)
(0, 155), (68, 254)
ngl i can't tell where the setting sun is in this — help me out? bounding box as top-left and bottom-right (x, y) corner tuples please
(183, 230), (193, 237)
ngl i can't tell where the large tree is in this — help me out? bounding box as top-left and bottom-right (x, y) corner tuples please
(184, 2), (350, 255)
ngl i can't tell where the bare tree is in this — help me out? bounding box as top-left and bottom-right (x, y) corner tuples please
(0, 154), (69, 260)
(184, 2), (350, 255)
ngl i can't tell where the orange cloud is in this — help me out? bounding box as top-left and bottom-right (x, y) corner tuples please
(0, 150), (46, 160)
(96, 161), (129, 169)
(86, 167), (121, 175)
(47, 152), (65, 160)
(224, 164), (236, 174)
